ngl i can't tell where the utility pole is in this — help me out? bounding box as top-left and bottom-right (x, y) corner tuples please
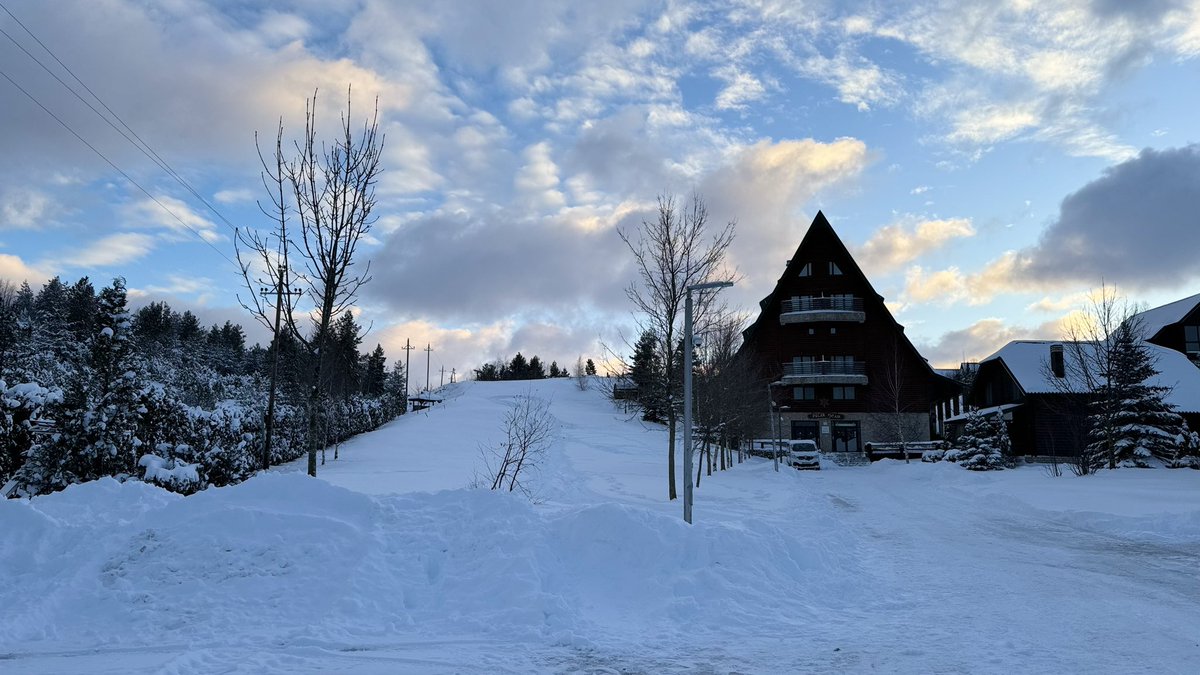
(682, 280), (734, 524)
(450, 367), (456, 384)
(401, 339), (415, 412)
(424, 343), (433, 392)
(439, 365), (446, 388)
(259, 263), (303, 471)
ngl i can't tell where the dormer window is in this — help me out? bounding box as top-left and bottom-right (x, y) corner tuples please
(829, 261), (843, 276)
(797, 262), (812, 277)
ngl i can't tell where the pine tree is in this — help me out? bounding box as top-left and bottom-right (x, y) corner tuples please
(508, 352), (529, 380)
(363, 344), (387, 396)
(1089, 323), (1188, 468)
(585, 359), (597, 376)
(548, 361), (561, 378)
(527, 355), (546, 380)
(630, 330), (667, 422)
(946, 409), (1005, 470)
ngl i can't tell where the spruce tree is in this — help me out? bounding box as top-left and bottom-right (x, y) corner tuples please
(946, 409), (1005, 470)
(630, 330), (666, 422)
(1089, 324), (1188, 468)
(585, 359), (597, 376)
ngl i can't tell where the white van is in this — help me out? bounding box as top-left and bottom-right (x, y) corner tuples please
(786, 439), (820, 470)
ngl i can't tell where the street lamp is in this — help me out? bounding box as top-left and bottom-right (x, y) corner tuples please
(683, 279), (734, 524)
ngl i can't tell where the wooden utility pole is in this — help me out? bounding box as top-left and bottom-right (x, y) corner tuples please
(439, 365), (446, 388)
(450, 368), (456, 384)
(424, 343), (433, 391)
(401, 339), (415, 410)
(259, 263), (303, 470)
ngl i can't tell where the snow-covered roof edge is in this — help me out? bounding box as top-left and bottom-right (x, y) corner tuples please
(1131, 292), (1200, 341)
(982, 340), (1200, 413)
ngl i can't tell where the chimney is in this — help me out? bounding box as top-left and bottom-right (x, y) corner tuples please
(1050, 343), (1064, 378)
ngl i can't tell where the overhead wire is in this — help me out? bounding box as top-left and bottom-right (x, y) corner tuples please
(0, 0), (245, 261)
(0, 64), (239, 268)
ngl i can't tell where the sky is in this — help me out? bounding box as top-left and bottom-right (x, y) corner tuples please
(2, 0), (1199, 378)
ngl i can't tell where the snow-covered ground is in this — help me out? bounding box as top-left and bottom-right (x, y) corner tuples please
(3, 378), (1200, 673)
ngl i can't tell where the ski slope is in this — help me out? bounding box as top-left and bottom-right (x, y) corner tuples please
(3, 378), (1200, 673)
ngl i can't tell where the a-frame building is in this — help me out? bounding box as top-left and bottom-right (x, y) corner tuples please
(739, 212), (960, 453)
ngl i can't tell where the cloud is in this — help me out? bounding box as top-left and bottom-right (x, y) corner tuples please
(514, 142), (565, 210)
(917, 314), (1079, 368)
(213, 188), (256, 205)
(0, 252), (55, 285)
(903, 145), (1200, 306)
(61, 232), (155, 268)
(713, 66), (768, 110)
(701, 137), (872, 295)
(365, 207), (635, 325)
(1021, 145), (1200, 289)
(856, 217), (975, 274)
(0, 188), (53, 230)
(128, 196), (225, 243)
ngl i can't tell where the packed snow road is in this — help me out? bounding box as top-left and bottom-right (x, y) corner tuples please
(2, 379), (1199, 673)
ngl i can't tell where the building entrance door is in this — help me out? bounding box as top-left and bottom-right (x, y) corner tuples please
(791, 421), (820, 450)
(831, 421), (861, 452)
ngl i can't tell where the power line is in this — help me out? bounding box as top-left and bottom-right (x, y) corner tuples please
(0, 64), (238, 268)
(0, 1), (241, 238)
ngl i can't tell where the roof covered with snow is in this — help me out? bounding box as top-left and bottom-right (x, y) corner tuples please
(982, 340), (1200, 412)
(1132, 292), (1200, 341)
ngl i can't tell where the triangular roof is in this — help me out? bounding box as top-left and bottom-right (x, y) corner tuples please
(981, 339), (1200, 412)
(740, 211), (955, 390)
(744, 211), (882, 342)
(1131, 292), (1200, 342)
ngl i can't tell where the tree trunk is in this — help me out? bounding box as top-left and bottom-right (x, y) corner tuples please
(667, 414), (677, 500)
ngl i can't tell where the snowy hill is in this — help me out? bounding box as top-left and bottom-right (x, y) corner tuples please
(3, 378), (1200, 673)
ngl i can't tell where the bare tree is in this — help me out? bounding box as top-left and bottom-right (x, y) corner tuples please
(236, 88), (384, 477)
(619, 193), (736, 501)
(865, 336), (927, 463)
(573, 355), (589, 391)
(481, 394), (556, 497)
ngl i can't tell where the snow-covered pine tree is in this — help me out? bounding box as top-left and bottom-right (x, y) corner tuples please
(946, 408), (1005, 470)
(1166, 429), (1200, 468)
(76, 277), (145, 480)
(1088, 322), (1188, 468)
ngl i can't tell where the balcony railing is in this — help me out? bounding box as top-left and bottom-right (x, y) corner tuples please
(781, 360), (868, 384)
(780, 296), (865, 324)
(781, 296), (863, 313)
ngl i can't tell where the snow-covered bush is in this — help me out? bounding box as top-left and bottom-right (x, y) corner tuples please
(139, 453), (203, 494)
(946, 409), (1007, 471)
(921, 447), (945, 463)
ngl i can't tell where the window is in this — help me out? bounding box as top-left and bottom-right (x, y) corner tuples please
(829, 261), (843, 275)
(1186, 325), (1200, 354)
(832, 386), (855, 400)
(798, 262), (812, 277)
(794, 386), (816, 400)
(830, 327), (837, 335)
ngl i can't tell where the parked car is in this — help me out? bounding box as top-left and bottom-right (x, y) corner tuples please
(786, 439), (820, 470)
(745, 439), (786, 459)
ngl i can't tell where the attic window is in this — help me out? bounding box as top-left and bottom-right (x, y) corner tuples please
(1186, 325), (1200, 354)
(798, 262), (812, 277)
(829, 261), (843, 276)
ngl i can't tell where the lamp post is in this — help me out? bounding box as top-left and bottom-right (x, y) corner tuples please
(683, 279), (734, 524)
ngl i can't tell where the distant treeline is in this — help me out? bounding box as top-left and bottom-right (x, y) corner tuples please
(473, 353), (596, 381)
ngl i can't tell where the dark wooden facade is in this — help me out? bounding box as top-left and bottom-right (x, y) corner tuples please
(739, 212), (960, 452)
(1143, 303), (1200, 359)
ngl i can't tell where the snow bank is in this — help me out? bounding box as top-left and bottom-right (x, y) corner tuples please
(0, 471), (856, 657)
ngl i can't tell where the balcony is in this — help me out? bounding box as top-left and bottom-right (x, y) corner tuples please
(781, 360), (868, 385)
(780, 296), (865, 324)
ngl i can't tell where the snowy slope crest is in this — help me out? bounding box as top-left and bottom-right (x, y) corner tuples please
(0, 472), (856, 655)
